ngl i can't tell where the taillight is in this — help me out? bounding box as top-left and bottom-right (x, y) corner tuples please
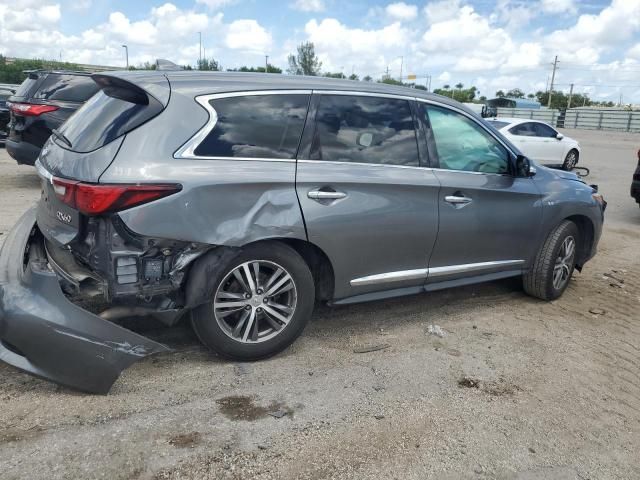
(52, 178), (181, 215)
(9, 102), (59, 116)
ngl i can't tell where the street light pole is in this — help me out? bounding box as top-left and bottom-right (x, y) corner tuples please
(399, 56), (403, 82)
(198, 32), (202, 67)
(122, 44), (128, 69)
(265, 55), (269, 72)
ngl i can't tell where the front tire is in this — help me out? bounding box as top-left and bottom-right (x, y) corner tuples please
(523, 220), (579, 301)
(562, 149), (579, 170)
(191, 242), (315, 360)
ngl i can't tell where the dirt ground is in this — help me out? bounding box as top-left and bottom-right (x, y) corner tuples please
(0, 129), (639, 480)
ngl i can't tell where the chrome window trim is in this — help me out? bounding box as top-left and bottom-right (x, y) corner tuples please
(311, 89), (416, 101)
(428, 260), (525, 278)
(350, 260), (525, 287)
(350, 268), (429, 287)
(173, 89), (312, 160)
(297, 159), (431, 172)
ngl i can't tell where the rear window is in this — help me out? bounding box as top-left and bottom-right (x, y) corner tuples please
(486, 120), (509, 130)
(33, 73), (99, 102)
(58, 83), (163, 153)
(193, 94), (310, 159)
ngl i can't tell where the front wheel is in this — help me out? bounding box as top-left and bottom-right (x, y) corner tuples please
(191, 242), (315, 360)
(523, 220), (579, 301)
(562, 149), (579, 170)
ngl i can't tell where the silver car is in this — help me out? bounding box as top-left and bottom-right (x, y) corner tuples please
(0, 72), (606, 393)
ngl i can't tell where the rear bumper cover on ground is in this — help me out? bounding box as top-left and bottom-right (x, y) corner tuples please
(0, 208), (170, 393)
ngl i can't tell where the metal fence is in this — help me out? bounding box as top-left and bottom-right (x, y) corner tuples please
(496, 107), (640, 132)
(496, 108), (561, 126)
(563, 109), (640, 132)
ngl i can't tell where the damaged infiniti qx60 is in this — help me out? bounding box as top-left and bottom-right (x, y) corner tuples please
(0, 71), (606, 393)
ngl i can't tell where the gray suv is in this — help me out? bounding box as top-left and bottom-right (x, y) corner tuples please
(0, 72), (606, 393)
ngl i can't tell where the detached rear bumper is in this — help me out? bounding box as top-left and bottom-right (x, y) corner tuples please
(0, 207), (170, 394)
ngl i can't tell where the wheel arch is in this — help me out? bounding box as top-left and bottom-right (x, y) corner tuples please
(184, 237), (335, 308)
(564, 214), (594, 270)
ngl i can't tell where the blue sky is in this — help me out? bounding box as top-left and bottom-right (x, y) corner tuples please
(2, 0), (640, 103)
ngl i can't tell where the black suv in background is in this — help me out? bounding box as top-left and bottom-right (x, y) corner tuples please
(0, 86), (16, 144)
(6, 71), (99, 165)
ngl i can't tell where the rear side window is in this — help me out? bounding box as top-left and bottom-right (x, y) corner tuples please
(532, 122), (557, 138)
(14, 76), (41, 99)
(509, 123), (536, 136)
(58, 81), (163, 153)
(193, 94), (310, 159)
(33, 74), (99, 102)
(309, 95), (419, 167)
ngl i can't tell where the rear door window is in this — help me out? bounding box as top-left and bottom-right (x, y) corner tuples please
(309, 95), (419, 166)
(509, 123), (537, 136)
(532, 122), (557, 138)
(33, 74), (99, 102)
(193, 94), (310, 159)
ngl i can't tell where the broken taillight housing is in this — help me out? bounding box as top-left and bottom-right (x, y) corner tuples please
(52, 177), (181, 215)
(8, 102), (59, 116)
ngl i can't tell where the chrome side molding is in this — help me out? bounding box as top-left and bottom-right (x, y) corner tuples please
(350, 260), (525, 287)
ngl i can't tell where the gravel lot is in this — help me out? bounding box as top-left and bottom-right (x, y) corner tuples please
(1, 129), (639, 480)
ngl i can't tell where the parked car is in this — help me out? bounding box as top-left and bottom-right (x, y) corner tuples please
(5, 70), (99, 165)
(0, 87), (15, 144)
(0, 72), (606, 393)
(486, 117), (580, 170)
(631, 148), (640, 206)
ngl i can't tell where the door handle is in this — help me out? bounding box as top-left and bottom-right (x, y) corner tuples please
(307, 190), (347, 200)
(444, 195), (472, 205)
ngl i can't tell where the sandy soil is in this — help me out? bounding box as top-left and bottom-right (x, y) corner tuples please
(0, 128), (639, 480)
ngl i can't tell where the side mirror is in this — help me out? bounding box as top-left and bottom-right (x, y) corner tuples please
(556, 133), (564, 140)
(516, 155), (535, 177)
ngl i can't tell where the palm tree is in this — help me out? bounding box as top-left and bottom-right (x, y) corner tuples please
(454, 82), (463, 100)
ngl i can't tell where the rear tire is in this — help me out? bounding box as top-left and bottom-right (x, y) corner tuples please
(191, 242), (315, 360)
(523, 220), (579, 301)
(562, 149), (579, 170)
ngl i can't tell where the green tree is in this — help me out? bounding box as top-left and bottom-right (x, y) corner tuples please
(228, 64), (282, 73)
(287, 42), (322, 76)
(198, 57), (221, 71)
(527, 93), (535, 99)
(495, 90), (505, 97)
(323, 72), (346, 78)
(362, 75), (372, 82)
(506, 88), (525, 98)
(348, 73), (359, 81)
(479, 95), (487, 102)
(0, 55), (80, 84)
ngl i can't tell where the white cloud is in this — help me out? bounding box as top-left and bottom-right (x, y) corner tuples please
(225, 19), (272, 54)
(424, 0), (461, 24)
(628, 43), (640, 60)
(305, 18), (409, 73)
(540, 0), (576, 14)
(291, 0), (325, 12)
(196, 0), (234, 9)
(438, 71), (451, 82)
(385, 2), (418, 21)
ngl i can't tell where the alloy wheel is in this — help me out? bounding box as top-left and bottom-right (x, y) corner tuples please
(553, 236), (575, 290)
(564, 151), (577, 170)
(213, 260), (298, 343)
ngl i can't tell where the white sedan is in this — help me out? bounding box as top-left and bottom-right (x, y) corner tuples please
(486, 117), (580, 170)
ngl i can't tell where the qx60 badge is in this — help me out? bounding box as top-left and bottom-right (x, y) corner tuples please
(56, 211), (72, 224)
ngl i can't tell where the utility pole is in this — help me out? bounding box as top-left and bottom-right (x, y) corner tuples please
(122, 44), (128, 69)
(198, 32), (202, 67)
(265, 55), (269, 72)
(548, 55), (558, 108)
(399, 56), (403, 82)
(385, 65), (390, 79)
(567, 83), (574, 109)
